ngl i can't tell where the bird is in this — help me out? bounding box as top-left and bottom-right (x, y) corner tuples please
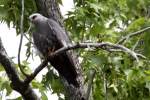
(29, 13), (80, 87)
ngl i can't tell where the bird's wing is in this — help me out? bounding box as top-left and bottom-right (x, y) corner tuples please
(46, 19), (80, 87)
(47, 18), (77, 69)
(47, 19), (71, 47)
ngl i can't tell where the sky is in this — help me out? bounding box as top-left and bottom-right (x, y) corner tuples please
(0, 0), (74, 99)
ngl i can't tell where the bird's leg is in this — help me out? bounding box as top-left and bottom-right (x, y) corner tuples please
(48, 46), (55, 56)
(52, 46), (55, 52)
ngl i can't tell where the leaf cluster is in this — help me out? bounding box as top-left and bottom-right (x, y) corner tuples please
(65, 0), (150, 99)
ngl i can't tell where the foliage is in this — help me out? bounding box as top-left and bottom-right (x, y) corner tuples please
(66, 0), (150, 99)
(0, 0), (150, 99)
(0, 0), (36, 34)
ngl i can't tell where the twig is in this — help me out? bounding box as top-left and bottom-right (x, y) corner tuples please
(132, 39), (140, 51)
(85, 69), (96, 100)
(117, 26), (150, 44)
(136, 54), (146, 59)
(24, 60), (48, 84)
(18, 0), (29, 76)
(51, 42), (141, 62)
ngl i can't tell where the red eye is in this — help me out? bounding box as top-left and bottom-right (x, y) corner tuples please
(32, 15), (37, 19)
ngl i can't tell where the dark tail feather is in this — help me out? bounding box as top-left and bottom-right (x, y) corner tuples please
(49, 52), (79, 87)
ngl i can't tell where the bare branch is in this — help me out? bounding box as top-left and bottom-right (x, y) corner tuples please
(132, 39), (140, 51)
(24, 42), (144, 85)
(136, 54), (146, 59)
(117, 26), (150, 44)
(51, 42), (142, 62)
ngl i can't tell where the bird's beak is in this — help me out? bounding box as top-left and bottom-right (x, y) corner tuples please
(28, 15), (32, 22)
(28, 17), (31, 22)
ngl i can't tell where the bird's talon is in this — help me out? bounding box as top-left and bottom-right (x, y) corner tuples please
(48, 47), (55, 56)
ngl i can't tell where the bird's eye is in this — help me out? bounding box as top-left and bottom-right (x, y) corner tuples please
(32, 15), (37, 20)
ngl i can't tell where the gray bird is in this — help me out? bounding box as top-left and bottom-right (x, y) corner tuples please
(29, 13), (79, 87)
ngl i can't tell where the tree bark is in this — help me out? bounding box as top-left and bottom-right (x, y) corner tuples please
(35, 0), (63, 26)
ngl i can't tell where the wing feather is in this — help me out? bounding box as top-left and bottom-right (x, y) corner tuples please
(47, 19), (80, 87)
(47, 19), (71, 46)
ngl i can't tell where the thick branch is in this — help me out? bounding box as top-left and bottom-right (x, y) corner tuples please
(0, 38), (39, 100)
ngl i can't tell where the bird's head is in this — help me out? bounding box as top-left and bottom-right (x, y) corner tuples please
(29, 13), (47, 24)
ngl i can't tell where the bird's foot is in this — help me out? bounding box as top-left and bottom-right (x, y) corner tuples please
(48, 47), (55, 56)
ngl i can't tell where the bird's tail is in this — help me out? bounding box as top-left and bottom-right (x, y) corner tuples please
(49, 52), (80, 87)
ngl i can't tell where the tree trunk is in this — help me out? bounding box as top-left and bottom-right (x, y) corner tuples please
(35, 0), (63, 26)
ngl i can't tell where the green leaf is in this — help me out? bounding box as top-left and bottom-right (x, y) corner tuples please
(90, 23), (105, 35)
(0, 64), (4, 71)
(41, 92), (48, 100)
(90, 53), (107, 66)
(109, 84), (118, 93)
(10, 96), (22, 100)
(57, 0), (62, 5)
(32, 80), (45, 90)
(0, 78), (12, 96)
(143, 31), (150, 58)
(0, 6), (7, 20)
(6, 83), (12, 96)
(42, 70), (64, 95)
(126, 17), (146, 32)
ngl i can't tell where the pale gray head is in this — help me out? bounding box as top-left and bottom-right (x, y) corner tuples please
(29, 13), (47, 24)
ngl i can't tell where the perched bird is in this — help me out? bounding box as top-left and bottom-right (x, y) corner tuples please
(29, 13), (79, 87)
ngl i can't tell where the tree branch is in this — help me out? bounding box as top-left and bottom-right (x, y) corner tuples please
(24, 60), (48, 84)
(23, 41), (144, 87)
(51, 42), (143, 62)
(0, 38), (39, 100)
(117, 26), (150, 44)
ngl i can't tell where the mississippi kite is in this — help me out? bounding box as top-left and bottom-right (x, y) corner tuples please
(29, 13), (79, 87)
